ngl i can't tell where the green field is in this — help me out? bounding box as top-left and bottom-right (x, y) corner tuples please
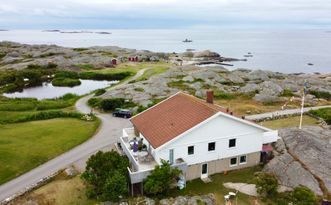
(171, 166), (263, 205)
(259, 115), (320, 129)
(0, 118), (99, 185)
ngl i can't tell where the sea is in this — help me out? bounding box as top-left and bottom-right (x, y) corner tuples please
(0, 29), (331, 74)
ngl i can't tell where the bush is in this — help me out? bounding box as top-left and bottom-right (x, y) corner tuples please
(144, 160), (182, 196)
(0, 110), (84, 123)
(309, 90), (331, 100)
(102, 171), (128, 202)
(79, 71), (132, 81)
(54, 71), (79, 79)
(52, 78), (81, 87)
(255, 172), (278, 197)
(281, 89), (295, 97)
(98, 98), (136, 111)
(291, 186), (318, 205)
(81, 151), (129, 201)
(0, 98), (37, 111)
(309, 108), (331, 125)
(94, 89), (106, 96)
(88, 98), (101, 108)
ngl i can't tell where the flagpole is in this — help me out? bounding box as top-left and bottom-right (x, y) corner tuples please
(299, 93), (305, 129)
(299, 81), (308, 129)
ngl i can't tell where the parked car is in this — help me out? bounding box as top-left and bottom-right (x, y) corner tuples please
(112, 109), (132, 118)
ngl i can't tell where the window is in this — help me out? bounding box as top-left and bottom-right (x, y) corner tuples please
(208, 142), (216, 151)
(229, 138), (236, 148)
(240, 155), (247, 164)
(169, 149), (174, 164)
(230, 157), (237, 167)
(188, 146), (194, 155)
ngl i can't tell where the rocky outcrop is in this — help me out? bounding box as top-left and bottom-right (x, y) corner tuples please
(264, 127), (331, 196)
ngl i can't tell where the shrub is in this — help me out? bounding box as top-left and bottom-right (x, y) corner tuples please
(79, 71), (132, 81)
(291, 186), (318, 205)
(144, 160), (182, 196)
(94, 89), (106, 96)
(102, 171), (128, 202)
(52, 78), (81, 87)
(281, 89), (295, 97)
(309, 108), (331, 125)
(99, 98), (136, 111)
(255, 172), (278, 197)
(88, 98), (101, 108)
(12, 111), (83, 123)
(54, 71), (79, 79)
(309, 90), (331, 100)
(81, 151), (129, 201)
(0, 98), (37, 111)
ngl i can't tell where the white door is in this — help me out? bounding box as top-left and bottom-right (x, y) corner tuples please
(201, 163), (208, 178)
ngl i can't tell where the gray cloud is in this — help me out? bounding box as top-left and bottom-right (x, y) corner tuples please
(0, 0), (330, 28)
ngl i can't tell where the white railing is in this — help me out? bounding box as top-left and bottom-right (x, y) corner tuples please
(127, 161), (188, 184)
(120, 137), (139, 170)
(262, 130), (279, 144)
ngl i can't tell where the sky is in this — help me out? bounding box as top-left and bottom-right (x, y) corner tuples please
(0, 0), (331, 29)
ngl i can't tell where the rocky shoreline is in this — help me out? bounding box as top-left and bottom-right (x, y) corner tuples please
(1, 41), (330, 109)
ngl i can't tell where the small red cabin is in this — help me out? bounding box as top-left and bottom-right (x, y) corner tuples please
(111, 59), (117, 65)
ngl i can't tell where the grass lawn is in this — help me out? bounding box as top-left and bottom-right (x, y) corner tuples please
(134, 66), (169, 82)
(170, 166), (264, 205)
(259, 115), (320, 129)
(216, 96), (293, 116)
(0, 118), (100, 185)
(12, 175), (97, 205)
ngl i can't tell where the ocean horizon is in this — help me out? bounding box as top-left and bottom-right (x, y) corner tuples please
(1, 29), (330, 74)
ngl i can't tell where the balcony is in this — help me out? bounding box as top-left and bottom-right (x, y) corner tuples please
(121, 127), (187, 184)
(121, 128), (157, 172)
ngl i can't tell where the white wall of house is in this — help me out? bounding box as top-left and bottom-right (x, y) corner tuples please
(154, 114), (271, 165)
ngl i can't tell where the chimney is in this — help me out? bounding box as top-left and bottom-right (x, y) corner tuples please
(206, 90), (214, 104)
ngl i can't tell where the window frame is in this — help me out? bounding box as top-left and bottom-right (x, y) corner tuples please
(230, 157), (238, 167)
(187, 145), (194, 155)
(228, 138), (236, 148)
(239, 155), (247, 165)
(208, 142), (216, 152)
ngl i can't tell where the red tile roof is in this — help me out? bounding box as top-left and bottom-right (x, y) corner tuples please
(131, 92), (231, 149)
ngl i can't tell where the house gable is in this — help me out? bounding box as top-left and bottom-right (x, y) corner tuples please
(155, 113), (267, 165)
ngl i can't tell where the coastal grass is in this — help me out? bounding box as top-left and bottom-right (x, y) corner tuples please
(259, 115), (320, 129)
(52, 78), (81, 87)
(170, 166), (263, 205)
(215, 96), (301, 116)
(0, 94), (79, 112)
(134, 65), (169, 82)
(0, 118), (100, 185)
(11, 175), (97, 205)
(309, 108), (331, 124)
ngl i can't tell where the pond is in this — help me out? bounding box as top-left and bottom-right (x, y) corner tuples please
(3, 79), (118, 100)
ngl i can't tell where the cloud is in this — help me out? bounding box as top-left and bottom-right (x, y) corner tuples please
(0, 0), (330, 28)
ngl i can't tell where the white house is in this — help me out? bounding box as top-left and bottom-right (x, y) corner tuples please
(120, 91), (278, 192)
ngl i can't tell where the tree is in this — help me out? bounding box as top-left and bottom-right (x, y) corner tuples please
(144, 160), (182, 196)
(81, 151), (129, 201)
(255, 172), (278, 197)
(102, 171), (128, 202)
